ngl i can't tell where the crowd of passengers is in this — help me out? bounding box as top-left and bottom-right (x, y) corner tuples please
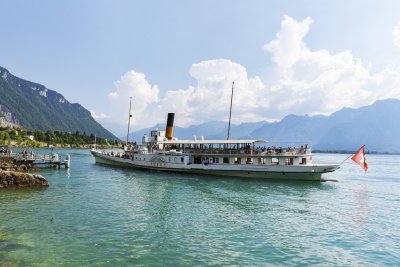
(106, 151), (132, 159)
(0, 147), (12, 154)
(172, 144), (309, 155)
(257, 144), (308, 155)
(104, 144), (309, 157)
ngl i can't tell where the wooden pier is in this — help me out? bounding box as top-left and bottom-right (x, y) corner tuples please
(0, 152), (70, 168)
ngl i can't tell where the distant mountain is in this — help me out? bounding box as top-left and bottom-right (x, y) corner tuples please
(251, 99), (400, 153)
(0, 66), (117, 140)
(127, 121), (227, 141)
(129, 99), (400, 153)
(315, 99), (400, 153)
(127, 120), (267, 142)
(249, 114), (328, 145)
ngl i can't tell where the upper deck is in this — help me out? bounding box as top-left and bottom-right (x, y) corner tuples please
(155, 139), (311, 157)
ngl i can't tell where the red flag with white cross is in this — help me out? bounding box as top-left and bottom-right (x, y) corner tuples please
(351, 145), (368, 172)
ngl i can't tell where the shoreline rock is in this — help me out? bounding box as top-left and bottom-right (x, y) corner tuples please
(0, 170), (48, 189)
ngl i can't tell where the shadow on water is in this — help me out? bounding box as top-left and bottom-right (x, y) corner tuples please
(92, 163), (338, 214)
(0, 188), (48, 204)
(0, 236), (32, 265)
(181, 174), (333, 203)
(86, 162), (339, 218)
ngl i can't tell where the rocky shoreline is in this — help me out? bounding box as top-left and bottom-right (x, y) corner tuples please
(0, 155), (50, 188)
(0, 158), (49, 189)
(0, 169), (48, 189)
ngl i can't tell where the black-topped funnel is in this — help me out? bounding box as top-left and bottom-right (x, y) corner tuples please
(165, 113), (175, 140)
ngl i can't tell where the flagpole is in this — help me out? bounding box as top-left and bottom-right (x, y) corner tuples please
(126, 97), (132, 145)
(339, 144), (365, 165)
(339, 154), (354, 165)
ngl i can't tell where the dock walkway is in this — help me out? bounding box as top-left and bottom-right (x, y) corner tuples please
(0, 152), (70, 168)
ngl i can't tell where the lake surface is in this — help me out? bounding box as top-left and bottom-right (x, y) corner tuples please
(1, 149), (399, 266)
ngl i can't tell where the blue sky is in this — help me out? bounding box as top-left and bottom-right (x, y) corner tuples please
(2, 0), (400, 136)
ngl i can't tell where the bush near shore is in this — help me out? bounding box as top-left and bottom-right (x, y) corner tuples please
(0, 127), (121, 148)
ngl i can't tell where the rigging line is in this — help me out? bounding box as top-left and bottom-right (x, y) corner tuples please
(227, 81), (234, 140)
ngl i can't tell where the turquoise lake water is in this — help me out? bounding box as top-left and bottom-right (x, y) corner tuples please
(1, 149), (399, 266)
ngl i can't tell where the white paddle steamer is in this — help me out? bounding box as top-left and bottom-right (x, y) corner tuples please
(91, 113), (339, 181)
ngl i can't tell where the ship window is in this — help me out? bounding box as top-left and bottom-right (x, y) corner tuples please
(287, 158), (294, 165)
(223, 157), (229, 164)
(235, 157), (241, 164)
(181, 157), (184, 163)
(271, 158), (279, 165)
(193, 156), (202, 164)
(246, 157), (253, 164)
(301, 158), (307, 165)
(215, 157), (219, 164)
(258, 158), (265, 165)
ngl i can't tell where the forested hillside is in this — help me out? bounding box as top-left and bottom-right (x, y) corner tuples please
(0, 66), (116, 140)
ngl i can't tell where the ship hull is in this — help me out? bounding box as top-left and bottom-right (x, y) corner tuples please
(91, 150), (339, 181)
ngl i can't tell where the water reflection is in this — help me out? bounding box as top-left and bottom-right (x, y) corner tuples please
(351, 187), (369, 228)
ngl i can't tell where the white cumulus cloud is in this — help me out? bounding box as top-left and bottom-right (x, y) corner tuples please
(101, 15), (400, 131)
(262, 15), (400, 118)
(166, 59), (265, 126)
(393, 20), (400, 48)
(105, 59), (264, 128)
(108, 70), (159, 127)
(264, 15), (314, 77)
(90, 110), (110, 119)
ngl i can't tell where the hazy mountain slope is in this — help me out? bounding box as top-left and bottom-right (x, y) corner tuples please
(315, 99), (400, 152)
(128, 121), (267, 141)
(129, 99), (400, 153)
(249, 115), (328, 146)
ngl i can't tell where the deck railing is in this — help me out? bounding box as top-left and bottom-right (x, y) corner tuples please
(0, 153), (61, 162)
(163, 148), (311, 156)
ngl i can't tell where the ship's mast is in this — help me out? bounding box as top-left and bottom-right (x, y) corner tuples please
(227, 81), (234, 140)
(126, 97), (132, 145)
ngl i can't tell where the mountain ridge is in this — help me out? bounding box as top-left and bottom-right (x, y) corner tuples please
(128, 98), (400, 153)
(0, 66), (117, 140)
